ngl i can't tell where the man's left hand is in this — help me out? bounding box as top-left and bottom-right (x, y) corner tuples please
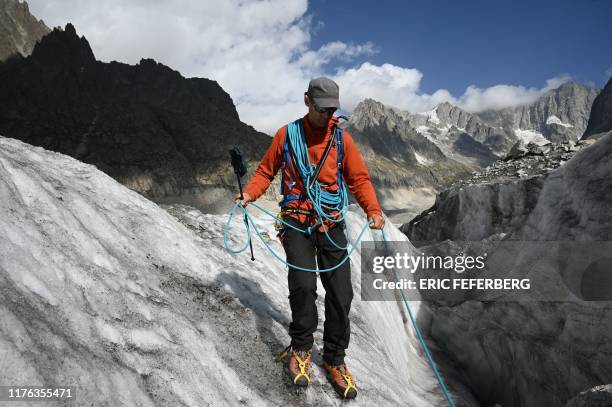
(369, 213), (385, 230)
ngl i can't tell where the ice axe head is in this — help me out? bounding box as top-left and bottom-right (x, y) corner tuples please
(229, 147), (247, 177)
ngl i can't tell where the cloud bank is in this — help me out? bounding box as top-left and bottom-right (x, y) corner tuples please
(28, 0), (570, 134)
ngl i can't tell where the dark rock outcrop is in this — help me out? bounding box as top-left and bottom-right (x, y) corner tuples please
(0, 0), (49, 61)
(403, 176), (545, 242)
(425, 134), (612, 406)
(583, 76), (612, 140)
(0, 23), (270, 200)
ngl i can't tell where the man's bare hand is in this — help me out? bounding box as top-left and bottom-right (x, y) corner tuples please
(235, 192), (252, 207)
(369, 213), (385, 229)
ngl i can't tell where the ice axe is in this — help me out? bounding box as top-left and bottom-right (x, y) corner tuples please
(229, 147), (255, 261)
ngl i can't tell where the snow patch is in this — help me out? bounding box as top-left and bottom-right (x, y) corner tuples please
(96, 319), (125, 345)
(127, 328), (169, 352)
(546, 115), (573, 128)
(415, 152), (433, 165)
(416, 125), (432, 134)
(424, 107), (441, 125)
(514, 128), (550, 146)
(416, 124), (451, 141)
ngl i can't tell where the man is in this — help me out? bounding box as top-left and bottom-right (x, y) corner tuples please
(236, 77), (384, 399)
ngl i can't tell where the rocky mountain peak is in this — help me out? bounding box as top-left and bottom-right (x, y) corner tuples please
(29, 23), (95, 67)
(436, 101), (455, 111)
(0, 0), (50, 61)
(0, 22), (270, 206)
(351, 98), (404, 130)
(556, 81), (590, 93)
(431, 101), (474, 126)
(354, 98), (397, 117)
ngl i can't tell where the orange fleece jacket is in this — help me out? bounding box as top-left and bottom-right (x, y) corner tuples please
(243, 115), (382, 228)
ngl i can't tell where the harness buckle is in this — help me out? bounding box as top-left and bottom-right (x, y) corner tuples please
(274, 212), (284, 231)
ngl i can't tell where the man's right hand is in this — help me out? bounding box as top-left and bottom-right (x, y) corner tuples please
(368, 213), (385, 229)
(235, 192), (252, 207)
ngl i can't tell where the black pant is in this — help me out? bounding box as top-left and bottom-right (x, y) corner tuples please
(279, 216), (353, 366)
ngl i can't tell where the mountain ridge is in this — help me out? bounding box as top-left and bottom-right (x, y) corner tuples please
(0, 23), (271, 211)
(0, 0), (49, 61)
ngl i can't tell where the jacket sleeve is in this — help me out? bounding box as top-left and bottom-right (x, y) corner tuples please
(243, 127), (286, 201)
(341, 131), (383, 218)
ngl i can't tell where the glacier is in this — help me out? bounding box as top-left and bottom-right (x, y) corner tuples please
(0, 136), (478, 406)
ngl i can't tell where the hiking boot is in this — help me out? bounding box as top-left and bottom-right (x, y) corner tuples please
(276, 346), (312, 387)
(323, 362), (358, 399)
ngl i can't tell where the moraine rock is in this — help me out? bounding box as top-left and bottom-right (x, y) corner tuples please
(402, 141), (586, 242)
(410, 133), (612, 406)
(565, 384), (612, 407)
(505, 139), (552, 160)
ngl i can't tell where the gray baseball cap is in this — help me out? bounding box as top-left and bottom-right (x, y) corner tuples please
(306, 77), (340, 109)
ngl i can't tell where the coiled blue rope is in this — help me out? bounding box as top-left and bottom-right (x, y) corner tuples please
(285, 119), (348, 226)
(223, 201), (367, 273)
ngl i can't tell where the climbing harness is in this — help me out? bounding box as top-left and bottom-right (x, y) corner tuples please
(224, 200), (367, 273)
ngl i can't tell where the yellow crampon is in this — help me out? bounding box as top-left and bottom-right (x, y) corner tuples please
(275, 346), (312, 385)
(342, 372), (357, 398)
(291, 351), (312, 384)
(275, 347), (289, 362)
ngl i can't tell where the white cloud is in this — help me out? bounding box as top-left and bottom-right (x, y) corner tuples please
(457, 74), (571, 112)
(26, 0), (572, 133)
(606, 67), (612, 79)
(334, 62), (570, 114)
(27, 0), (377, 133)
(333, 62), (458, 112)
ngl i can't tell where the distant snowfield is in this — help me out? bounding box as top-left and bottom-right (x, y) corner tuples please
(546, 115), (573, 128)
(414, 151), (433, 165)
(0, 137), (475, 406)
(422, 107), (441, 125)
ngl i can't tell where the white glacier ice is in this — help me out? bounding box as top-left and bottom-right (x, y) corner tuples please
(0, 137), (476, 406)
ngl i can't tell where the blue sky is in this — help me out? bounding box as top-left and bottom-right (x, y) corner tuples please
(27, 0), (612, 133)
(309, 0), (612, 94)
